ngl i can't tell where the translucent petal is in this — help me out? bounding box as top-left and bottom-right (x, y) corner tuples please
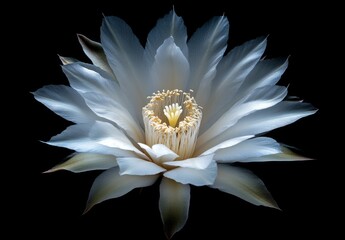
(85, 167), (158, 213)
(211, 164), (279, 209)
(33, 85), (97, 123)
(151, 37), (190, 91)
(117, 157), (166, 176)
(159, 177), (190, 239)
(44, 153), (117, 173)
(214, 137), (282, 163)
(164, 154), (214, 170)
(164, 160), (217, 186)
(187, 16), (229, 107)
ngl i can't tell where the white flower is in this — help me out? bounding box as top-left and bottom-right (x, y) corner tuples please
(34, 10), (316, 239)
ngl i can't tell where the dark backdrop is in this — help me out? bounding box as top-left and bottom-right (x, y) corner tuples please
(15, 1), (326, 239)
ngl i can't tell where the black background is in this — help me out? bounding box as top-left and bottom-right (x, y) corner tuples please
(13, 0), (328, 239)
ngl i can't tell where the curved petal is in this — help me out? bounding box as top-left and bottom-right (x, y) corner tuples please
(245, 146), (312, 162)
(202, 37), (267, 129)
(187, 16), (229, 107)
(82, 92), (144, 142)
(58, 55), (79, 65)
(101, 16), (146, 120)
(214, 137), (282, 163)
(139, 143), (179, 164)
(151, 37), (190, 91)
(85, 167), (158, 213)
(33, 85), (98, 123)
(164, 160), (217, 186)
(164, 154), (214, 170)
(44, 153), (117, 173)
(211, 164), (279, 209)
(77, 34), (115, 76)
(145, 9), (188, 66)
(159, 177), (190, 239)
(198, 85), (287, 147)
(46, 122), (139, 158)
(117, 157), (166, 176)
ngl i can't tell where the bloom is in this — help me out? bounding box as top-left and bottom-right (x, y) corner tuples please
(34, 10), (316, 238)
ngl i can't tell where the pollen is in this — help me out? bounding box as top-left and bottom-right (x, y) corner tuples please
(142, 89), (202, 159)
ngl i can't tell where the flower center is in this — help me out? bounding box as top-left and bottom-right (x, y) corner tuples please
(142, 89), (202, 159)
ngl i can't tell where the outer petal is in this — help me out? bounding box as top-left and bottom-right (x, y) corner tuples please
(214, 137), (282, 163)
(198, 85), (287, 147)
(145, 9), (188, 66)
(85, 167), (158, 213)
(164, 160), (217, 186)
(244, 146), (312, 162)
(159, 178), (190, 239)
(117, 157), (166, 176)
(44, 153), (117, 173)
(151, 37), (190, 91)
(101, 16), (146, 120)
(46, 122), (139, 158)
(33, 85), (98, 123)
(187, 16), (229, 107)
(202, 37), (267, 129)
(77, 34), (115, 76)
(211, 164), (279, 209)
(58, 55), (79, 65)
(164, 154), (214, 169)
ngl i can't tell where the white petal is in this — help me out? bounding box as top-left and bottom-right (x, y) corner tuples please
(77, 34), (115, 76)
(139, 143), (179, 164)
(219, 101), (317, 140)
(164, 154), (214, 170)
(245, 146), (312, 162)
(164, 160), (217, 186)
(88, 121), (147, 158)
(187, 16), (229, 107)
(211, 164), (279, 209)
(101, 16), (146, 120)
(85, 167), (158, 213)
(237, 58), (289, 97)
(214, 137), (282, 163)
(151, 37), (190, 91)
(202, 37), (267, 128)
(82, 92), (144, 142)
(46, 123), (138, 157)
(196, 135), (253, 156)
(198, 85), (287, 147)
(58, 55), (79, 65)
(159, 177), (190, 239)
(117, 157), (166, 176)
(33, 85), (97, 123)
(145, 9), (188, 66)
(44, 153), (117, 173)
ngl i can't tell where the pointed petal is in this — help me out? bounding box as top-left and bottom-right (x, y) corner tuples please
(139, 143), (179, 164)
(145, 9), (188, 65)
(187, 16), (229, 107)
(33, 85), (98, 123)
(117, 157), (166, 176)
(214, 137), (282, 163)
(46, 122), (139, 157)
(159, 178), (190, 239)
(82, 92), (144, 142)
(101, 16), (146, 119)
(164, 154), (214, 170)
(58, 55), (79, 65)
(85, 167), (158, 212)
(196, 135), (253, 156)
(151, 37), (190, 91)
(198, 85), (287, 147)
(77, 34), (115, 76)
(45, 153), (117, 173)
(164, 160), (217, 186)
(211, 164), (279, 209)
(245, 146), (312, 162)
(202, 37), (267, 127)
(220, 101), (318, 140)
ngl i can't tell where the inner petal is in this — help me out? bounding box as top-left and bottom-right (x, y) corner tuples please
(142, 89), (202, 159)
